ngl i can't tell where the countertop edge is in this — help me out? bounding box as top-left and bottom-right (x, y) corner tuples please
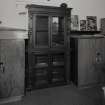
(0, 30), (28, 39)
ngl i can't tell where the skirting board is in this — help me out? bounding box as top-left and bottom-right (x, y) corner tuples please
(0, 95), (24, 104)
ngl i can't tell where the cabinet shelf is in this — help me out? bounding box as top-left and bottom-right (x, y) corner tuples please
(35, 70), (48, 76)
(52, 62), (64, 66)
(34, 63), (48, 68)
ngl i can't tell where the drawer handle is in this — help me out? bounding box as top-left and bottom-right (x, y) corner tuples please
(96, 51), (102, 63)
(0, 62), (5, 73)
(0, 21), (2, 24)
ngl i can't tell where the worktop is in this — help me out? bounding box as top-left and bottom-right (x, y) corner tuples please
(0, 27), (27, 104)
(0, 27), (28, 39)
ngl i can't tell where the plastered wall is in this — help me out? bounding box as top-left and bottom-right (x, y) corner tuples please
(0, 0), (105, 29)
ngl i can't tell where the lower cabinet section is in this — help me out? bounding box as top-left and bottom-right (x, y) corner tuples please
(26, 52), (67, 90)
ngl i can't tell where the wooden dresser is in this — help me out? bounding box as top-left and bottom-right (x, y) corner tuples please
(26, 4), (72, 90)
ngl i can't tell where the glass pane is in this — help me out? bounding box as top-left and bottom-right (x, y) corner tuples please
(52, 17), (64, 47)
(36, 16), (48, 31)
(52, 54), (64, 66)
(36, 32), (48, 47)
(36, 16), (49, 47)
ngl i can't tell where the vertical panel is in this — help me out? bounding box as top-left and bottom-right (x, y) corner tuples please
(51, 16), (65, 48)
(78, 38), (98, 86)
(0, 39), (25, 98)
(35, 15), (49, 48)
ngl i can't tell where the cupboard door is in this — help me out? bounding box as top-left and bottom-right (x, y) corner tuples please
(0, 40), (24, 98)
(95, 38), (105, 84)
(78, 39), (98, 86)
(32, 68), (49, 88)
(31, 54), (49, 89)
(51, 17), (65, 48)
(51, 54), (65, 84)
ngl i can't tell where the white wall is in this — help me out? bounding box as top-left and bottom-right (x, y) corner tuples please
(0, 0), (105, 30)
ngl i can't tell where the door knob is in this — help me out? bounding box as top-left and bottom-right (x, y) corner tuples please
(96, 51), (102, 63)
(0, 62), (5, 73)
(0, 21), (2, 24)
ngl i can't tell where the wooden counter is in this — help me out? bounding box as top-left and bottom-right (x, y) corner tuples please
(0, 27), (28, 104)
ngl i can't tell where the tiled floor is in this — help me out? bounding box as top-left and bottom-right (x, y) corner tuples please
(1, 84), (105, 105)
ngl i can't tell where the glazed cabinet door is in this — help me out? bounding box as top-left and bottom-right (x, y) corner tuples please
(0, 40), (25, 98)
(51, 16), (65, 48)
(32, 15), (49, 48)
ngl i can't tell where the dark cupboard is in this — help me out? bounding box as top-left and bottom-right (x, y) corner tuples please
(26, 4), (71, 90)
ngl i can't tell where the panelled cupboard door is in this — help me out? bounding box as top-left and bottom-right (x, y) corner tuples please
(0, 40), (25, 98)
(26, 4), (72, 89)
(78, 38), (105, 87)
(78, 38), (98, 86)
(95, 38), (105, 84)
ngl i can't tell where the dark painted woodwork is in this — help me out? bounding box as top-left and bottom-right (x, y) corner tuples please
(70, 35), (105, 87)
(26, 5), (71, 90)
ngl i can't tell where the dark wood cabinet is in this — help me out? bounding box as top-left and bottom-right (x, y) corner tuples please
(70, 35), (105, 87)
(26, 4), (71, 90)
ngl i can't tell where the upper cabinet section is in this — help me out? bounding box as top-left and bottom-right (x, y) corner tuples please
(26, 4), (72, 49)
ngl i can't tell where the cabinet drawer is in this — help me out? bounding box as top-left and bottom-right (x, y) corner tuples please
(51, 78), (65, 83)
(33, 55), (49, 68)
(35, 69), (48, 76)
(52, 67), (64, 74)
(35, 75), (48, 80)
(52, 54), (65, 66)
(35, 55), (49, 63)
